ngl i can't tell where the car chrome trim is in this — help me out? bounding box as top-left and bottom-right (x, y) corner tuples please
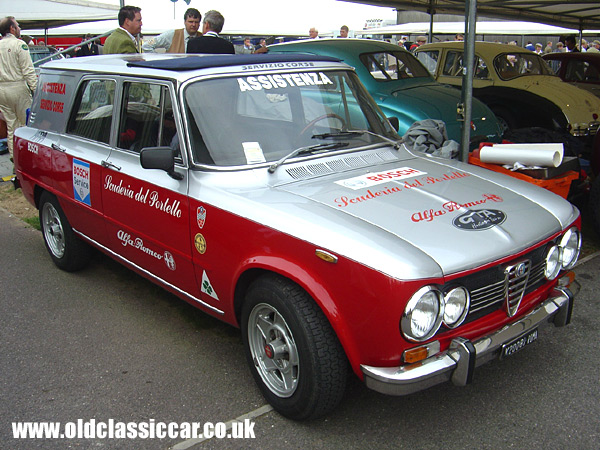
(73, 229), (225, 315)
(361, 287), (573, 396)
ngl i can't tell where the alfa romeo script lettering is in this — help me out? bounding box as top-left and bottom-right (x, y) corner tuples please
(117, 230), (175, 271)
(453, 209), (507, 230)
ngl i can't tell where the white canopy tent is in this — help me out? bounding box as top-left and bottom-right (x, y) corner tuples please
(2, 0), (119, 30)
(356, 21), (600, 36)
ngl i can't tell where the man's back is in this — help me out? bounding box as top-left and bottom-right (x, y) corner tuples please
(187, 35), (234, 54)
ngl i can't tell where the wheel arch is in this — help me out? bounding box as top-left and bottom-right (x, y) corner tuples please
(475, 86), (568, 132)
(232, 259), (361, 375)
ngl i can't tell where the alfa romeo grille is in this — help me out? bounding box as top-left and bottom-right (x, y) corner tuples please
(456, 245), (548, 323)
(504, 260), (531, 316)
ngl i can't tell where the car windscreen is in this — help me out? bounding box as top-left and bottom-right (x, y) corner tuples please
(494, 52), (555, 80)
(359, 51), (431, 81)
(184, 70), (399, 167)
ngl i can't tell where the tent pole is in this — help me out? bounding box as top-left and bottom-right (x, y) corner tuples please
(428, 0), (434, 42)
(460, 0), (477, 162)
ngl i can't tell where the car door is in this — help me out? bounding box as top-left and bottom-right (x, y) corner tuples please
(100, 79), (198, 299)
(51, 77), (116, 244)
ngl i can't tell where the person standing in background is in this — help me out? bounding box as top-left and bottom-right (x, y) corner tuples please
(104, 6), (142, 54)
(0, 16), (37, 159)
(142, 8), (201, 53)
(339, 25), (349, 38)
(187, 10), (235, 55)
(76, 34), (100, 57)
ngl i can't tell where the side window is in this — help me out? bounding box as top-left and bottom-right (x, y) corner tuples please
(118, 82), (172, 153)
(416, 50), (439, 75)
(564, 61), (589, 82)
(442, 51), (465, 77)
(66, 79), (116, 144)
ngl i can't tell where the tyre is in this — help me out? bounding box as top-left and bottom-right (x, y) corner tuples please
(39, 191), (91, 272)
(589, 176), (600, 239)
(241, 274), (347, 420)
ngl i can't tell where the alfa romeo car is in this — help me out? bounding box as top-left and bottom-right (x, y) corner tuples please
(269, 38), (503, 147)
(415, 41), (600, 144)
(15, 53), (581, 420)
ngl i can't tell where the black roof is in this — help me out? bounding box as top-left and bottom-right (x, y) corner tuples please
(127, 53), (341, 71)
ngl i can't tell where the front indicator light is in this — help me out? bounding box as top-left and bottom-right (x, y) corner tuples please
(545, 245), (561, 280)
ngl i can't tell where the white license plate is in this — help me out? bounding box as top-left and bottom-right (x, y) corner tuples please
(501, 328), (538, 359)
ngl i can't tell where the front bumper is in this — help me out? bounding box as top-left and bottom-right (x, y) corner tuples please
(361, 286), (574, 396)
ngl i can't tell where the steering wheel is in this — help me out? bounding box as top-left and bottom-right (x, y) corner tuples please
(299, 113), (346, 137)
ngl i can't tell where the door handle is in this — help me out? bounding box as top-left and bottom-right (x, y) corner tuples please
(101, 160), (122, 171)
(51, 143), (66, 153)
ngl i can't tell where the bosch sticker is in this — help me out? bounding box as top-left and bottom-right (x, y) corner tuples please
(201, 271), (219, 300)
(237, 72), (333, 92)
(453, 209), (507, 230)
(73, 159), (91, 206)
(336, 167), (427, 190)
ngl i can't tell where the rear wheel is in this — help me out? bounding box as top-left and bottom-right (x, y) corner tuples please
(241, 274), (347, 420)
(39, 191), (91, 271)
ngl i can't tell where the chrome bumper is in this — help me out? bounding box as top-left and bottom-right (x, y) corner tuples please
(361, 287), (574, 396)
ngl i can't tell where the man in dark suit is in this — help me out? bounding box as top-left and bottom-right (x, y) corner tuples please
(76, 34), (100, 57)
(187, 10), (234, 55)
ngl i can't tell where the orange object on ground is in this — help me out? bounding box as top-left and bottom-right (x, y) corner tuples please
(468, 154), (579, 199)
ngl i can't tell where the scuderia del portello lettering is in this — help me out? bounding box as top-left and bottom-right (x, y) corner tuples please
(103, 175), (182, 218)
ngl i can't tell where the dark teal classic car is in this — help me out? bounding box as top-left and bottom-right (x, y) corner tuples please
(269, 38), (503, 147)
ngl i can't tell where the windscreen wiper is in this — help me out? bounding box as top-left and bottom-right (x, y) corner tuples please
(313, 129), (401, 150)
(268, 142), (349, 173)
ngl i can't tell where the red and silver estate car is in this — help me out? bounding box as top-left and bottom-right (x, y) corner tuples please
(15, 54), (581, 420)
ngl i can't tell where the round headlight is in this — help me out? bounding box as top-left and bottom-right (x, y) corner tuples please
(545, 245), (561, 280)
(402, 286), (444, 342)
(443, 286), (470, 328)
(559, 227), (581, 270)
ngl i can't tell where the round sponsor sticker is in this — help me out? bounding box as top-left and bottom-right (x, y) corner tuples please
(194, 233), (207, 254)
(22, 44), (29, 51)
(452, 209), (506, 230)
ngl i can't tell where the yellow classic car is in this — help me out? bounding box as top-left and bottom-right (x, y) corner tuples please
(415, 42), (600, 145)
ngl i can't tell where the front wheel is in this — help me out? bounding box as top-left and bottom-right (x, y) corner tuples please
(241, 274), (347, 420)
(39, 191), (91, 272)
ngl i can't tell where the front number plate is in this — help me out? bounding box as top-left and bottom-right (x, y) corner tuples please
(500, 328), (538, 359)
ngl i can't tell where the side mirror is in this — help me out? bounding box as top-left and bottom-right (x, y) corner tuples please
(140, 147), (183, 180)
(387, 116), (400, 132)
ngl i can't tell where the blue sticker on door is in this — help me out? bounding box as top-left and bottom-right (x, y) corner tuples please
(73, 159), (91, 206)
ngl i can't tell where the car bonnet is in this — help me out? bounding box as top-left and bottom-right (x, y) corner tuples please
(271, 149), (577, 279)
